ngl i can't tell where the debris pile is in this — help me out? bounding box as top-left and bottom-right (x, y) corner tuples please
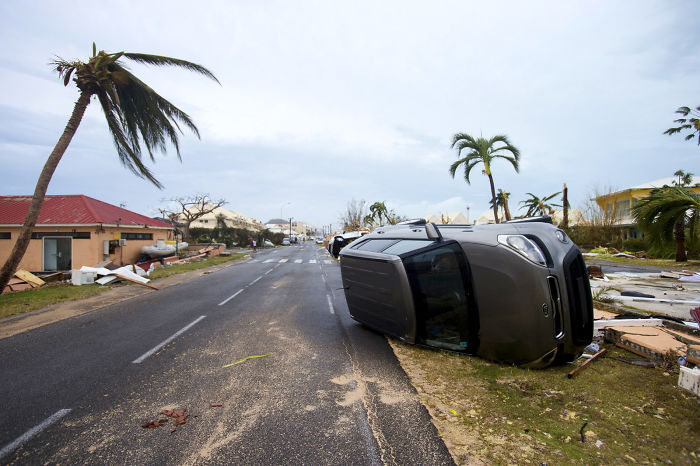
(141, 408), (191, 432)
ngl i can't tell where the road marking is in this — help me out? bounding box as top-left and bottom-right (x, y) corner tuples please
(279, 259), (288, 263)
(0, 409), (72, 461)
(248, 276), (262, 286)
(309, 259), (317, 263)
(264, 268), (274, 275)
(327, 294), (335, 314)
(324, 260), (333, 264)
(263, 259), (275, 263)
(321, 275), (326, 283)
(133, 316), (206, 363)
(218, 290), (243, 306)
(294, 259), (303, 263)
(249, 259), (259, 263)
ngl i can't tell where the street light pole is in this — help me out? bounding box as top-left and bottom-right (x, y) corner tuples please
(289, 217), (293, 242)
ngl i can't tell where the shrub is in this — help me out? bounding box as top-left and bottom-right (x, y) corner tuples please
(622, 238), (648, 252)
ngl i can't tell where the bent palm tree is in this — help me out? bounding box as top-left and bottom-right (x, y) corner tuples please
(489, 189), (512, 221)
(632, 186), (700, 262)
(0, 43), (218, 293)
(449, 134), (520, 224)
(519, 191), (562, 217)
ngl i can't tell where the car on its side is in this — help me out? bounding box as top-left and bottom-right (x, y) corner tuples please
(338, 218), (593, 368)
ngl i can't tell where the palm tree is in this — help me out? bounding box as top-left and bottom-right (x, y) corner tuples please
(368, 201), (389, 226)
(449, 134), (520, 224)
(632, 186), (700, 262)
(0, 43), (219, 293)
(489, 189), (512, 221)
(664, 106), (700, 145)
(519, 191), (562, 217)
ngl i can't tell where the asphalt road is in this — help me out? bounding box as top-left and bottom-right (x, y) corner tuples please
(0, 243), (453, 465)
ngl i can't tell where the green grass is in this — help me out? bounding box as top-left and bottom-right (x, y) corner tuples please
(148, 253), (246, 279)
(391, 340), (700, 464)
(0, 253), (247, 319)
(0, 284), (105, 318)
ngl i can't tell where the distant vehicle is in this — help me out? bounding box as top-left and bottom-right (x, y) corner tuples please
(327, 230), (369, 258)
(264, 240), (274, 247)
(315, 238), (324, 244)
(339, 218), (593, 368)
(282, 238), (290, 246)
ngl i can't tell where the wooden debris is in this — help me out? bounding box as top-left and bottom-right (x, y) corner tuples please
(568, 349), (607, 378)
(587, 265), (604, 279)
(113, 274), (159, 290)
(14, 269), (45, 287)
(605, 326), (700, 365)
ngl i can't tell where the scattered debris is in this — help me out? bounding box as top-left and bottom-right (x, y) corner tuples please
(161, 408), (189, 426)
(222, 354), (270, 368)
(78, 265), (158, 290)
(621, 291), (655, 298)
(609, 356), (657, 367)
(141, 419), (168, 429)
(210, 403), (223, 407)
(605, 325), (700, 365)
(579, 422), (588, 442)
(14, 269), (45, 287)
(587, 265), (604, 279)
(678, 366), (700, 396)
(567, 349), (607, 379)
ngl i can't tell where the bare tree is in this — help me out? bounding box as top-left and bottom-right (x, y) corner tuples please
(159, 194), (226, 241)
(340, 199), (367, 231)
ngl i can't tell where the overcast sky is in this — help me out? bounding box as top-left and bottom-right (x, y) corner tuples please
(1, 1), (698, 230)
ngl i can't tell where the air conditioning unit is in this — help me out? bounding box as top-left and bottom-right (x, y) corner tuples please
(119, 238), (127, 246)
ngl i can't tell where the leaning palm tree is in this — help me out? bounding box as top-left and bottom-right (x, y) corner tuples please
(519, 191), (562, 217)
(632, 186), (700, 262)
(491, 189), (512, 221)
(449, 134), (520, 224)
(0, 43), (219, 293)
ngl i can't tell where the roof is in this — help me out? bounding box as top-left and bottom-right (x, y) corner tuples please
(265, 218), (289, 225)
(0, 195), (171, 228)
(628, 176), (698, 190)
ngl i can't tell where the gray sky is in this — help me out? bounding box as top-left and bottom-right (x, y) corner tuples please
(1, 0), (698, 230)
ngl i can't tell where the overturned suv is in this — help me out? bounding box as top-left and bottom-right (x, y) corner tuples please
(339, 218), (593, 368)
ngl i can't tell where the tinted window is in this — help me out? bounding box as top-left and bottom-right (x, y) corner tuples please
(403, 242), (478, 352)
(382, 240), (435, 255)
(354, 239), (399, 252)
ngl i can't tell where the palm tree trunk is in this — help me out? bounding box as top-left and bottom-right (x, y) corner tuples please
(674, 218), (687, 262)
(488, 175), (499, 223)
(503, 199), (512, 221)
(0, 92), (91, 293)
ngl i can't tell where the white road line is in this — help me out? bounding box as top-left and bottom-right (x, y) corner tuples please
(321, 275), (326, 283)
(218, 290), (243, 306)
(294, 259), (303, 263)
(0, 409), (72, 461)
(248, 276), (262, 286)
(133, 316), (206, 363)
(309, 259), (317, 264)
(264, 268), (274, 275)
(324, 260), (332, 264)
(279, 259), (288, 263)
(263, 259), (275, 263)
(249, 259), (259, 263)
(326, 294), (335, 314)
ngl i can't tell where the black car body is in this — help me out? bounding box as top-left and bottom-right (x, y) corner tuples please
(338, 218), (593, 368)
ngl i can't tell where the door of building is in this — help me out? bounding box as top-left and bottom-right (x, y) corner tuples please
(43, 237), (72, 271)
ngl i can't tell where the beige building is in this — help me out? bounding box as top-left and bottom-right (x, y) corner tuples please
(0, 195), (174, 271)
(186, 204), (263, 231)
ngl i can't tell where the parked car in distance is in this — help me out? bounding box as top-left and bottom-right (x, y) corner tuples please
(282, 237), (290, 246)
(339, 218), (593, 368)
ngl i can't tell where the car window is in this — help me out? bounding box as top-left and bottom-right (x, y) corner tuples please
(354, 239), (399, 252)
(382, 240), (435, 256)
(403, 242), (477, 352)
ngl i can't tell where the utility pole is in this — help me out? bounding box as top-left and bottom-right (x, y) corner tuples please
(289, 217), (293, 242)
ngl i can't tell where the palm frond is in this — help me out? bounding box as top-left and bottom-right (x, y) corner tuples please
(122, 53), (220, 84)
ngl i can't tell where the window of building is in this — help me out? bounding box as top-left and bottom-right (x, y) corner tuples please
(121, 232), (153, 241)
(0, 232), (10, 239)
(615, 199), (630, 219)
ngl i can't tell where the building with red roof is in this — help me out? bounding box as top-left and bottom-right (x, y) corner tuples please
(0, 195), (175, 272)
